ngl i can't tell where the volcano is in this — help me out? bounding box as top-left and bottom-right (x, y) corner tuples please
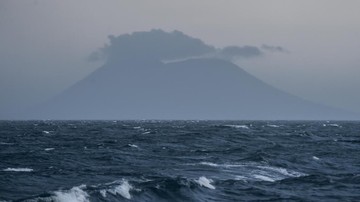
(26, 30), (357, 120)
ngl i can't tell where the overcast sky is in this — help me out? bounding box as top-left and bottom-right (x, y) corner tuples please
(1, 0), (360, 116)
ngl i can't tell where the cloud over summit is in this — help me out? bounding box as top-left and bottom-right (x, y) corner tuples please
(90, 29), (284, 64)
(91, 29), (215, 62)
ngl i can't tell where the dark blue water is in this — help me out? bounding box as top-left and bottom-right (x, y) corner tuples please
(1, 121), (359, 201)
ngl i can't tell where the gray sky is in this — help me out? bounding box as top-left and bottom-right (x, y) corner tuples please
(1, 0), (360, 115)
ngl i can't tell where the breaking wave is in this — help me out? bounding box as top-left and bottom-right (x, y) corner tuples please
(195, 176), (216, 189)
(52, 185), (89, 202)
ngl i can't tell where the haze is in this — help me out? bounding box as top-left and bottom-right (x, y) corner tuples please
(1, 0), (360, 118)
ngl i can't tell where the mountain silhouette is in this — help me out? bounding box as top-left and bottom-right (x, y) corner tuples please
(26, 30), (358, 120)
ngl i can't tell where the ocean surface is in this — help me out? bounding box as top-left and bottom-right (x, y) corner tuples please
(0, 120), (359, 201)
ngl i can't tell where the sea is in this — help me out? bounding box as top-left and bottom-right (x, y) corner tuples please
(0, 120), (359, 201)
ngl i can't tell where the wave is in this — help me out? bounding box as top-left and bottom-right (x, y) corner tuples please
(133, 126), (153, 134)
(0, 142), (14, 145)
(252, 174), (277, 182)
(267, 124), (280, 128)
(198, 162), (307, 182)
(323, 123), (341, 127)
(2, 168), (33, 172)
(223, 125), (250, 129)
(195, 176), (215, 189)
(3, 120), (359, 202)
(99, 179), (134, 199)
(312, 156), (320, 160)
(17, 176), (220, 202)
(22, 185), (89, 202)
(127, 144), (139, 148)
(53, 185), (89, 202)
(199, 162), (219, 167)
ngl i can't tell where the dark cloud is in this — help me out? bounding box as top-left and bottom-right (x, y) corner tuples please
(90, 29), (286, 64)
(93, 29), (215, 63)
(261, 44), (288, 53)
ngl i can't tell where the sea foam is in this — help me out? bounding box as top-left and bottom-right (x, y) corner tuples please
(52, 185), (89, 202)
(195, 176), (216, 189)
(198, 162), (307, 182)
(267, 124), (280, 128)
(128, 144), (139, 148)
(224, 125), (249, 129)
(100, 179), (133, 199)
(199, 162), (219, 167)
(2, 168), (33, 172)
(253, 174), (276, 182)
(256, 165), (305, 178)
(313, 156), (320, 160)
(323, 123), (341, 127)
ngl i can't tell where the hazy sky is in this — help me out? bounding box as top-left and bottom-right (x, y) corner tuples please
(1, 0), (360, 116)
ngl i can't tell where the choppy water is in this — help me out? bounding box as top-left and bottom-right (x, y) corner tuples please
(1, 120), (359, 201)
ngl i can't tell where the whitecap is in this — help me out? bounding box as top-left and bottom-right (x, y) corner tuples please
(197, 162), (306, 182)
(224, 125), (249, 129)
(3, 168), (33, 172)
(99, 189), (107, 197)
(52, 185), (89, 202)
(252, 174), (276, 182)
(133, 126), (142, 129)
(312, 156), (320, 160)
(128, 144), (138, 148)
(198, 161), (257, 168)
(199, 162), (219, 167)
(234, 175), (249, 182)
(45, 148), (55, 151)
(103, 180), (133, 199)
(267, 124), (280, 128)
(256, 165), (305, 178)
(195, 176), (215, 189)
(323, 123), (341, 127)
(142, 131), (151, 135)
